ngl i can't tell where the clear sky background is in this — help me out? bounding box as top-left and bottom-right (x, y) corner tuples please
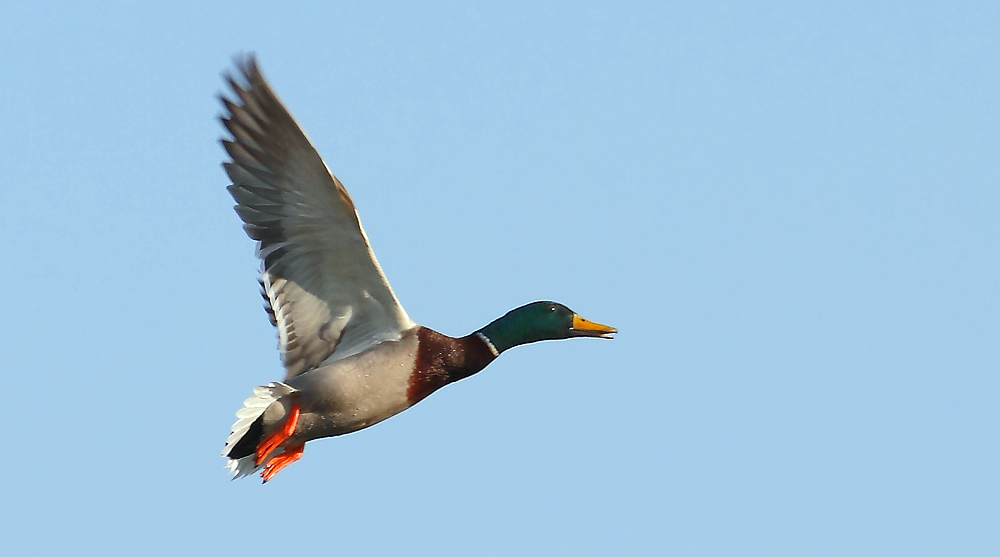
(2, 1), (998, 555)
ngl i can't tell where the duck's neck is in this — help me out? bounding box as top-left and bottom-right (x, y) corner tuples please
(475, 308), (554, 354)
(406, 327), (498, 404)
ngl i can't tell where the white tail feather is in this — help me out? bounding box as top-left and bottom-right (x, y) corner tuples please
(226, 455), (262, 479)
(222, 382), (297, 478)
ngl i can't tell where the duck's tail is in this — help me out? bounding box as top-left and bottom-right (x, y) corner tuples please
(222, 382), (297, 479)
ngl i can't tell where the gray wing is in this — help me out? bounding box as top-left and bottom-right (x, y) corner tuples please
(219, 55), (415, 380)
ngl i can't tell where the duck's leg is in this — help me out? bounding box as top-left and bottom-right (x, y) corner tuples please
(255, 400), (300, 466)
(261, 443), (304, 482)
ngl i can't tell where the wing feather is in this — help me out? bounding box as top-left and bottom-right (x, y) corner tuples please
(220, 55), (415, 379)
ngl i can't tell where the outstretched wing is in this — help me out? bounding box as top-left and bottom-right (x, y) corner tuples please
(219, 55), (415, 379)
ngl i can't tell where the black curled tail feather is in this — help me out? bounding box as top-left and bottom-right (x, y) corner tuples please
(227, 415), (264, 460)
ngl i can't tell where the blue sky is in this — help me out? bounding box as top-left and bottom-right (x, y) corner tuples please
(2, 1), (998, 555)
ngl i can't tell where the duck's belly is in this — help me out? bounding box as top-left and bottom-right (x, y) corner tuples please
(286, 332), (419, 441)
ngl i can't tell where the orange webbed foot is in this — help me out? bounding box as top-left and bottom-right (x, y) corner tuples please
(261, 443), (304, 483)
(254, 400), (301, 466)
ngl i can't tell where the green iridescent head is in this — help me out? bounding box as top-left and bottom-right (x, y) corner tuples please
(477, 301), (616, 354)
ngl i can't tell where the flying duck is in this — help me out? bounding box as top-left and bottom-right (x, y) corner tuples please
(219, 56), (616, 482)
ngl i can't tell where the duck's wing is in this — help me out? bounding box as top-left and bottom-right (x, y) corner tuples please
(220, 55), (415, 380)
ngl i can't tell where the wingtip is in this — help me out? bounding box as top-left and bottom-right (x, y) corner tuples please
(220, 52), (261, 103)
(228, 51), (258, 76)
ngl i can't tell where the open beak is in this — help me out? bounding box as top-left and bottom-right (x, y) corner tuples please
(570, 314), (617, 339)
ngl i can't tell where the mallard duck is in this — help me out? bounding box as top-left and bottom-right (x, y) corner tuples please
(219, 56), (616, 482)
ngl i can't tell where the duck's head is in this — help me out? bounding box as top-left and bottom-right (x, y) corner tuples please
(477, 301), (616, 354)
